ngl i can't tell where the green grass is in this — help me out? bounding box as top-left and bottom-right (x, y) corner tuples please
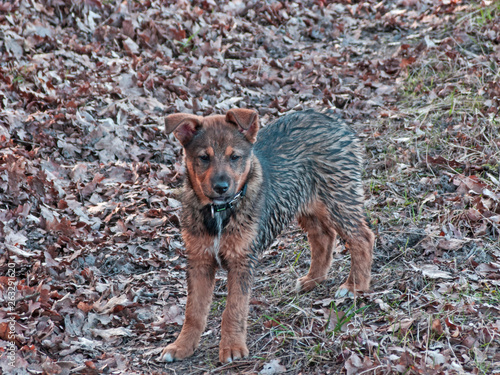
(326, 302), (369, 335)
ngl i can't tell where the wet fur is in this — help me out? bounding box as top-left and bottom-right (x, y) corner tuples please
(159, 109), (374, 363)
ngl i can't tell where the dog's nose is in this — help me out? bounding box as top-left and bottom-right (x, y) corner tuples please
(213, 181), (229, 195)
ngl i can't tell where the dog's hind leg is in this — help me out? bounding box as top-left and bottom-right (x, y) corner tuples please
(296, 202), (337, 292)
(335, 220), (374, 297)
(298, 197), (374, 297)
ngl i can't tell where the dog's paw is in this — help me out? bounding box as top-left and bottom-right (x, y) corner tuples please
(219, 343), (249, 363)
(158, 343), (194, 362)
(295, 276), (320, 292)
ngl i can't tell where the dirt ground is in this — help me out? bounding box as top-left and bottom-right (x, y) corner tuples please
(0, 0), (499, 374)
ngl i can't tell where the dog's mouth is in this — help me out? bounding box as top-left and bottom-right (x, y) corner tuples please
(204, 183), (247, 210)
(209, 196), (232, 205)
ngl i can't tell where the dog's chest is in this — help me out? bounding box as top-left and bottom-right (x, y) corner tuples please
(200, 206), (233, 236)
(188, 205), (259, 259)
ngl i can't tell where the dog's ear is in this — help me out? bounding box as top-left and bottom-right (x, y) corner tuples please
(226, 108), (259, 143)
(165, 113), (202, 146)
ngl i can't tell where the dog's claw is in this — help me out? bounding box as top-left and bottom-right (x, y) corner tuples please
(158, 343), (194, 363)
(335, 287), (355, 298)
(158, 351), (174, 362)
(296, 276), (321, 292)
(295, 279), (304, 292)
(219, 344), (249, 363)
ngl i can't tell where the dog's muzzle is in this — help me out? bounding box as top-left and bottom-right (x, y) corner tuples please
(210, 183), (248, 217)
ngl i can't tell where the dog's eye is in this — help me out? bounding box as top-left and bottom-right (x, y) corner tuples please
(199, 155), (210, 162)
(230, 154), (240, 161)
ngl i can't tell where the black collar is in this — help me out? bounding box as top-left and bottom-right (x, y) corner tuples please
(210, 183), (248, 217)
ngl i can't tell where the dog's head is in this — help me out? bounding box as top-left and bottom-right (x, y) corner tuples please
(165, 109), (259, 206)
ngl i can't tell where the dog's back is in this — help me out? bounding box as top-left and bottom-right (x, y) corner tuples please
(252, 110), (367, 253)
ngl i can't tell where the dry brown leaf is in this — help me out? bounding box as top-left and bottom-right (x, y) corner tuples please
(432, 319), (444, 335)
(387, 318), (414, 333)
(412, 264), (453, 279)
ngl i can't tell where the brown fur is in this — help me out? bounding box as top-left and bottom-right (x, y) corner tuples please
(297, 201), (338, 291)
(159, 109), (374, 364)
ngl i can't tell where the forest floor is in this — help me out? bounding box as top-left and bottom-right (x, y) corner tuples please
(1, 0), (499, 374)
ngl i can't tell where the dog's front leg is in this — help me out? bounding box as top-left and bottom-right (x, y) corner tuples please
(160, 254), (216, 362)
(219, 259), (253, 363)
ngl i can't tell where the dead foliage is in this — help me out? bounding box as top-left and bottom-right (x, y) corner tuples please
(0, 0), (499, 374)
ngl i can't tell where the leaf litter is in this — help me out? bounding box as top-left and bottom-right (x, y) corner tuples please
(0, 0), (499, 374)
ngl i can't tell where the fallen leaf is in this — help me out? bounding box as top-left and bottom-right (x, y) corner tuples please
(93, 295), (131, 314)
(387, 318), (414, 333)
(91, 327), (133, 340)
(412, 264), (453, 279)
(432, 319), (443, 335)
(259, 359), (286, 375)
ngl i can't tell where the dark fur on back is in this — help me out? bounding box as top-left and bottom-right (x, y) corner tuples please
(251, 109), (365, 251)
